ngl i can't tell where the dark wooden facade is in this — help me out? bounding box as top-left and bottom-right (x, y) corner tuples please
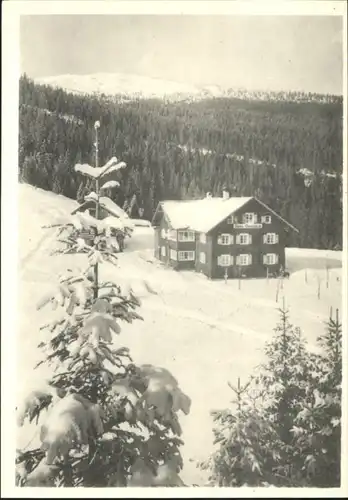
(209, 198), (287, 279)
(152, 197), (298, 280)
(155, 214), (197, 271)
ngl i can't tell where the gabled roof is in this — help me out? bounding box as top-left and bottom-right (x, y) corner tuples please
(71, 194), (129, 220)
(99, 196), (129, 219)
(252, 198), (299, 233)
(71, 199), (95, 216)
(152, 197), (252, 233)
(71, 195), (134, 230)
(152, 196), (299, 233)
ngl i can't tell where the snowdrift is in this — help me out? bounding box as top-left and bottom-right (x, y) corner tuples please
(286, 247), (342, 272)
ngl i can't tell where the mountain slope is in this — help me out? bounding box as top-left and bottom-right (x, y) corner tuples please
(18, 183), (342, 486)
(34, 72), (342, 104)
(19, 76), (343, 250)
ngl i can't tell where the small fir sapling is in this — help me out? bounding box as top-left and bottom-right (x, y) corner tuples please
(201, 304), (342, 487)
(16, 133), (191, 488)
(16, 207), (191, 488)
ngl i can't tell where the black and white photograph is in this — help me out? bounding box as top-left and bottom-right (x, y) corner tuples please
(1, 0), (347, 496)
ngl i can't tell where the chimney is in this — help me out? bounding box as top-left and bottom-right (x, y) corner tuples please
(222, 186), (230, 200)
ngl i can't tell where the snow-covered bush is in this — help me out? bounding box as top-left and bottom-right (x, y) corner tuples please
(16, 195), (190, 487)
(49, 210), (132, 257)
(201, 305), (342, 487)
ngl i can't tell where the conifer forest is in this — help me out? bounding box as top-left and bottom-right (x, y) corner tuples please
(18, 74), (343, 250)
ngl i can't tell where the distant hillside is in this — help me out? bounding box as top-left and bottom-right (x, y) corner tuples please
(19, 74), (343, 250)
(35, 72), (342, 104)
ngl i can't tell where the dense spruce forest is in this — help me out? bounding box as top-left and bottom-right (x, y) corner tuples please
(19, 74), (343, 250)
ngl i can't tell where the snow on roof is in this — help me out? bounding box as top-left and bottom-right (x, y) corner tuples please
(102, 215), (134, 232)
(159, 197), (252, 233)
(99, 196), (129, 219)
(155, 196), (299, 233)
(73, 193), (129, 220)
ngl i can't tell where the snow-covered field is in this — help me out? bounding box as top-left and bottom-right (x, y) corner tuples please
(17, 183), (342, 486)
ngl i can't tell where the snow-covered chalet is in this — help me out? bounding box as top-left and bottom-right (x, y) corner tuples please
(151, 190), (299, 279)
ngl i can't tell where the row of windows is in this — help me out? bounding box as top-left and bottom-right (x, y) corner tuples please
(163, 230), (279, 245)
(162, 247), (279, 266)
(218, 254), (250, 266)
(160, 214), (272, 241)
(161, 248), (195, 261)
(227, 213), (272, 225)
(218, 233), (279, 245)
(161, 229), (195, 242)
(217, 253), (279, 266)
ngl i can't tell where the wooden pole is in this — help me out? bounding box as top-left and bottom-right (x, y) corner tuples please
(276, 277), (280, 303)
(93, 122), (100, 299)
(237, 377), (241, 411)
(95, 125), (99, 220)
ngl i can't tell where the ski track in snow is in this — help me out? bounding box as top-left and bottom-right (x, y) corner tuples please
(143, 299), (266, 341)
(20, 226), (57, 271)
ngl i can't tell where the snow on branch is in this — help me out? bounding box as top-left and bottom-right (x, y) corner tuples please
(100, 180), (120, 190)
(74, 157), (126, 180)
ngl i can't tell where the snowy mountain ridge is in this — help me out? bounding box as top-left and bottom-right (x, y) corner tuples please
(34, 72), (341, 104)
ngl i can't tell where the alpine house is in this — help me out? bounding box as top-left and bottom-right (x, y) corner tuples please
(151, 189), (299, 279)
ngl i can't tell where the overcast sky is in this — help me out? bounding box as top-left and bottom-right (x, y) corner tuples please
(20, 15), (343, 94)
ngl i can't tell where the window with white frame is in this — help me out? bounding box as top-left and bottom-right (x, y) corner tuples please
(218, 234), (233, 245)
(243, 213), (257, 224)
(237, 254), (252, 266)
(236, 233), (252, 245)
(200, 233), (207, 244)
(170, 249), (177, 261)
(160, 228), (167, 239)
(261, 215), (272, 224)
(178, 250), (195, 261)
(218, 254), (233, 267)
(227, 215), (234, 224)
(199, 252), (206, 264)
(263, 253), (278, 265)
(178, 230), (195, 242)
(161, 246), (166, 257)
(263, 233), (279, 244)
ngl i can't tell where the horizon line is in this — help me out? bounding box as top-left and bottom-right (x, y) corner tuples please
(22, 71), (344, 98)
